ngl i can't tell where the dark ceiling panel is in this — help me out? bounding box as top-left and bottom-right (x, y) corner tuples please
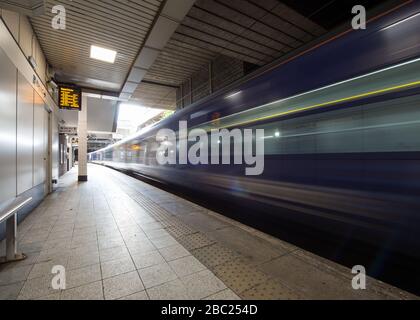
(281, 0), (389, 30)
(134, 0), (330, 108)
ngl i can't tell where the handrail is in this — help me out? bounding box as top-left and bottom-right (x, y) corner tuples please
(0, 196), (32, 224)
(0, 196), (32, 264)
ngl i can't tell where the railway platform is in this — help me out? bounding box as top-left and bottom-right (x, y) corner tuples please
(0, 164), (416, 300)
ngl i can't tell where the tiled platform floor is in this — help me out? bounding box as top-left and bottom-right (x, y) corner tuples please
(0, 164), (417, 300)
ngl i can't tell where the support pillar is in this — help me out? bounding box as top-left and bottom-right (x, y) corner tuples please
(78, 94), (88, 182)
(6, 214), (18, 260)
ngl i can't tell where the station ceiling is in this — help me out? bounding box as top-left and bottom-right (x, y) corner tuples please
(28, 0), (331, 109)
(24, 0), (397, 127)
(30, 0), (163, 92)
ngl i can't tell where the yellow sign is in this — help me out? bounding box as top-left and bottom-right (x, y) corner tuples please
(131, 144), (141, 151)
(59, 85), (81, 110)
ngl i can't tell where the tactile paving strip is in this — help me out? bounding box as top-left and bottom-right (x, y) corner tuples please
(132, 192), (200, 237)
(192, 243), (240, 268)
(240, 279), (302, 300)
(132, 194), (175, 222)
(213, 259), (271, 294)
(177, 232), (215, 250)
(133, 196), (197, 237)
(159, 217), (180, 228)
(130, 187), (296, 298)
(166, 223), (197, 239)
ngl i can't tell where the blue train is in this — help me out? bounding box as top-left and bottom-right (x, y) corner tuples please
(90, 2), (420, 276)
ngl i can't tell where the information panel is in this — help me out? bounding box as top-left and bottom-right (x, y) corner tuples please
(58, 85), (82, 110)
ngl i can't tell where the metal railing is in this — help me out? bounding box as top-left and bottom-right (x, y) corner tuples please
(0, 196), (32, 264)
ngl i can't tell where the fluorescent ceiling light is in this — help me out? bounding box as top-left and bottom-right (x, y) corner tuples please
(90, 45), (117, 63)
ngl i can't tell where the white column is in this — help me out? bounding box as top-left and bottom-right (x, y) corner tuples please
(78, 94), (88, 181)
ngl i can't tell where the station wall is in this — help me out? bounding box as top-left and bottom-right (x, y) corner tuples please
(0, 10), (60, 241)
(0, 47), (18, 205)
(0, 46), (51, 207)
(0, 8), (48, 86)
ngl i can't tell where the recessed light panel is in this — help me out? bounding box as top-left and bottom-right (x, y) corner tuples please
(90, 45), (117, 63)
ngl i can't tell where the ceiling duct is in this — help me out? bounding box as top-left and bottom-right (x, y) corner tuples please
(119, 0), (196, 101)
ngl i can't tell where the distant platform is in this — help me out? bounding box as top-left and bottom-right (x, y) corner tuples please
(0, 164), (416, 300)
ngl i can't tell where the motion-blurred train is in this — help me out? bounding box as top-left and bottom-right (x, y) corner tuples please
(90, 2), (420, 276)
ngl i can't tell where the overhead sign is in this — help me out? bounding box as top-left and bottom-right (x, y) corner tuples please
(59, 126), (77, 135)
(59, 85), (81, 110)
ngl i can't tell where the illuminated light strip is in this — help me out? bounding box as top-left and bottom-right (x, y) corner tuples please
(271, 119), (420, 140)
(194, 57), (420, 131)
(215, 80), (420, 130)
(171, 80), (420, 138)
(381, 11), (420, 30)
(225, 91), (242, 99)
(98, 80), (420, 149)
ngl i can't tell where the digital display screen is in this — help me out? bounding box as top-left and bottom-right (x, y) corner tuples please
(59, 85), (81, 110)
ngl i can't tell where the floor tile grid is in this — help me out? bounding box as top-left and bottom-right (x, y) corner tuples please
(100, 186), (149, 300)
(114, 171), (307, 299)
(98, 172), (235, 300)
(2, 185), (79, 299)
(74, 170), (205, 300)
(107, 172), (274, 299)
(20, 175), (102, 299)
(2, 165), (417, 300)
(38, 181), (87, 300)
(107, 188), (226, 300)
(104, 167), (418, 300)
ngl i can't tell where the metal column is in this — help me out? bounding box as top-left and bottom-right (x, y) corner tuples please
(78, 94), (88, 181)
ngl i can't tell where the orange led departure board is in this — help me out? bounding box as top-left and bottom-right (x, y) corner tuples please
(59, 85), (82, 110)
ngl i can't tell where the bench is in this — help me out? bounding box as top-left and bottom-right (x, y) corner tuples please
(0, 196), (32, 264)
